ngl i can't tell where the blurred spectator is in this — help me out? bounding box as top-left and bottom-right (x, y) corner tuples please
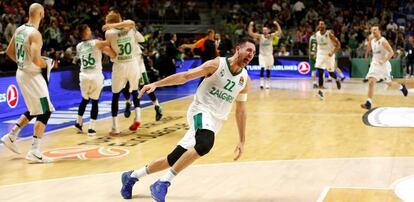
(278, 46), (290, 56)
(4, 16), (16, 43)
(386, 21), (398, 31)
(164, 33), (180, 77)
(292, 0), (306, 25)
(44, 21), (62, 50)
(217, 34), (233, 57)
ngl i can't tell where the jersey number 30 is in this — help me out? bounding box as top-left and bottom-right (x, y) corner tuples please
(118, 42), (132, 55)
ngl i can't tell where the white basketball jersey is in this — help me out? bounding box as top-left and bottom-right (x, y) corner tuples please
(191, 57), (248, 120)
(371, 37), (388, 64)
(316, 30), (334, 56)
(14, 24), (41, 73)
(76, 39), (103, 73)
(105, 28), (139, 63)
(259, 34), (273, 56)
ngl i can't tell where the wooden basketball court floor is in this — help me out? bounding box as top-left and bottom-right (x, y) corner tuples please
(1, 78), (414, 202)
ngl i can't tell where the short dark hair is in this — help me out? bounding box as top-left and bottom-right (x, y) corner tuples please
(235, 37), (256, 47)
(78, 24), (89, 35)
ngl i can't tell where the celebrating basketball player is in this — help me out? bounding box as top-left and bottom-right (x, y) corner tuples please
(314, 20), (341, 99)
(361, 25), (408, 110)
(248, 20), (282, 89)
(73, 24), (116, 136)
(120, 43), (163, 121)
(1, 3), (55, 163)
(103, 11), (143, 135)
(119, 38), (254, 202)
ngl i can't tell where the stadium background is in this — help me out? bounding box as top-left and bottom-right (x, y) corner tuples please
(0, 0), (412, 137)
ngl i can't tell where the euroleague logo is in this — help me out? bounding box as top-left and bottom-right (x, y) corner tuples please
(7, 85), (18, 108)
(298, 62), (311, 75)
(42, 146), (129, 160)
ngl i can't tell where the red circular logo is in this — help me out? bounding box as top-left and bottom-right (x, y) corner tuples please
(298, 62), (311, 75)
(7, 85), (18, 108)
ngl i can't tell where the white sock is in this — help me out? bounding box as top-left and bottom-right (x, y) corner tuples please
(160, 168), (177, 182)
(89, 119), (96, 130)
(400, 84), (403, 90)
(9, 125), (21, 140)
(153, 99), (160, 106)
(31, 136), (41, 151)
(76, 115), (83, 126)
(131, 165), (149, 179)
(112, 116), (119, 130)
(134, 108), (141, 122)
(367, 98), (372, 103)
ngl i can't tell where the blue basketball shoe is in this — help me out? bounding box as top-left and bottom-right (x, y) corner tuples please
(120, 170), (138, 199)
(150, 180), (171, 202)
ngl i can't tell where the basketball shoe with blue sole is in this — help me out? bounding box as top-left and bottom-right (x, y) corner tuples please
(120, 170), (138, 199)
(150, 180), (170, 202)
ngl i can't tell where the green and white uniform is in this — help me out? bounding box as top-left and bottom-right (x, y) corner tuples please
(15, 24), (55, 115)
(178, 57), (248, 149)
(105, 28), (141, 93)
(315, 30), (335, 71)
(133, 31), (150, 85)
(258, 35), (274, 68)
(76, 39), (104, 100)
(309, 35), (317, 71)
(366, 37), (392, 81)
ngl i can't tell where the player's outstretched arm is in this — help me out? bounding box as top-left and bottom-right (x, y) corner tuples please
(233, 76), (251, 161)
(30, 31), (47, 68)
(6, 34), (16, 62)
(271, 20), (282, 38)
(102, 20), (136, 32)
(95, 40), (116, 58)
(138, 58), (219, 98)
(248, 21), (261, 40)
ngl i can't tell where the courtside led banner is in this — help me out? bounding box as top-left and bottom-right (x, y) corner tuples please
(0, 76), (25, 118)
(246, 56), (311, 78)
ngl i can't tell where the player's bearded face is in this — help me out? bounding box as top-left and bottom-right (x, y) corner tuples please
(237, 42), (256, 66)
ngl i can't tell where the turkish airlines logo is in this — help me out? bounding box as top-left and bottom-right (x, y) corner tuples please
(298, 62), (311, 74)
(42, 146), (129, 160)
(7, 85), (18, 108)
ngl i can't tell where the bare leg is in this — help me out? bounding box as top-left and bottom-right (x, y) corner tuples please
(368, 77), (376, 99)
(33, 121), (46, 139)
(172, 148), (200, 173)
(147, 158), (171, 174)
(17, 115), (30, 128)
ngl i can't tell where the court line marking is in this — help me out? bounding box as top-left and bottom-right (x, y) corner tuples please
(316, 186), (330, 202)
(1, 156), (414, 188)
(390, 174), (414, 188)
(316, 186), (395, 202)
